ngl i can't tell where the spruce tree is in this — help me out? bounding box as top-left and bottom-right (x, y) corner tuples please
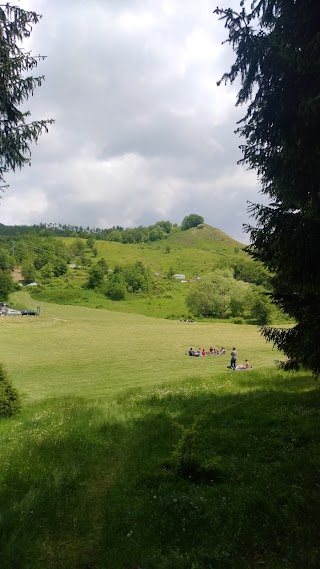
(0, 3), (53, 191)
(215, 0), (320, 375)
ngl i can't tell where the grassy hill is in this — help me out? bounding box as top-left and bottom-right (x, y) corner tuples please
(61, 223), (246, 279)
(22, 224), (251, 320)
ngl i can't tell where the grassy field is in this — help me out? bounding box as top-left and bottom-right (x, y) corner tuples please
(28, 280), (193, 320)
(3, 293), (278, 401)
(0, 300), (319, 568)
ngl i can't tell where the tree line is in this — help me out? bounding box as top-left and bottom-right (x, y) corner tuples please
(0, 214), (205, 245)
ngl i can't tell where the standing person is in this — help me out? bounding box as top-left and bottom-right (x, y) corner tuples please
(230, 347), (237, 369)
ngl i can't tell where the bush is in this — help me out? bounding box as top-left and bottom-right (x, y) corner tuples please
(232, 317), (244, 324)
(0, 364), (20, 418)
(181, 214), (204, 230)
(251, 293), (275, 325)
(106, 283), (127, 301)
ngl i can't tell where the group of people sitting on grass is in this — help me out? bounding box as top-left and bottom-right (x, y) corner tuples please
(188, 347), (226, 357)
(188, 346), (252, 370)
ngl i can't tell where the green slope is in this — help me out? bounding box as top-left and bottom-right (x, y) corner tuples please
(62, 224), (246, 280)
(11, 224), (251, 320)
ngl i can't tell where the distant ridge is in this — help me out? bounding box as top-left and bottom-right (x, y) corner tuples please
(0, 221), (244, 248)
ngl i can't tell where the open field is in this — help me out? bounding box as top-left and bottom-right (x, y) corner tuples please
(28, 280), (193, 320)
(2, 296), (279, 401)
(0, 301), (319, 568)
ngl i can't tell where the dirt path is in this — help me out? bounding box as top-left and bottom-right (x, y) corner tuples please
(11, 267), (23, 282)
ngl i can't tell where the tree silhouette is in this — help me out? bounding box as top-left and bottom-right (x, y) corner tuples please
(215, 0), (320, 375)
(0, 3), (53, 192)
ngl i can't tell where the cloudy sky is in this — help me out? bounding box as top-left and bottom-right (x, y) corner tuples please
(2, 0), (263, 243)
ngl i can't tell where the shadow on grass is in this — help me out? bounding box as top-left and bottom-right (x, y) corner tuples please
(0, 375), (320, 569)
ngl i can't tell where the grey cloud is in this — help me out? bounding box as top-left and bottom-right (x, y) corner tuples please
(3, 0), (263, 244)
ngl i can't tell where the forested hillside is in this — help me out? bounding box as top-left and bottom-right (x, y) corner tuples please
(0, 219), (281, 323)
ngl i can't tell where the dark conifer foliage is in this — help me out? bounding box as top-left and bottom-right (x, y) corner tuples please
(0, 4), (53, 191)
(215, 0), (320, 375)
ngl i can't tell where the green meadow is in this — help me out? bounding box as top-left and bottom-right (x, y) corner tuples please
(2, 293), (276, 400)
(0, 298), (319, 568)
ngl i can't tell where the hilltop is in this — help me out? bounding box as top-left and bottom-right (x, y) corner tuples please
(163, 223), (243, 250)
